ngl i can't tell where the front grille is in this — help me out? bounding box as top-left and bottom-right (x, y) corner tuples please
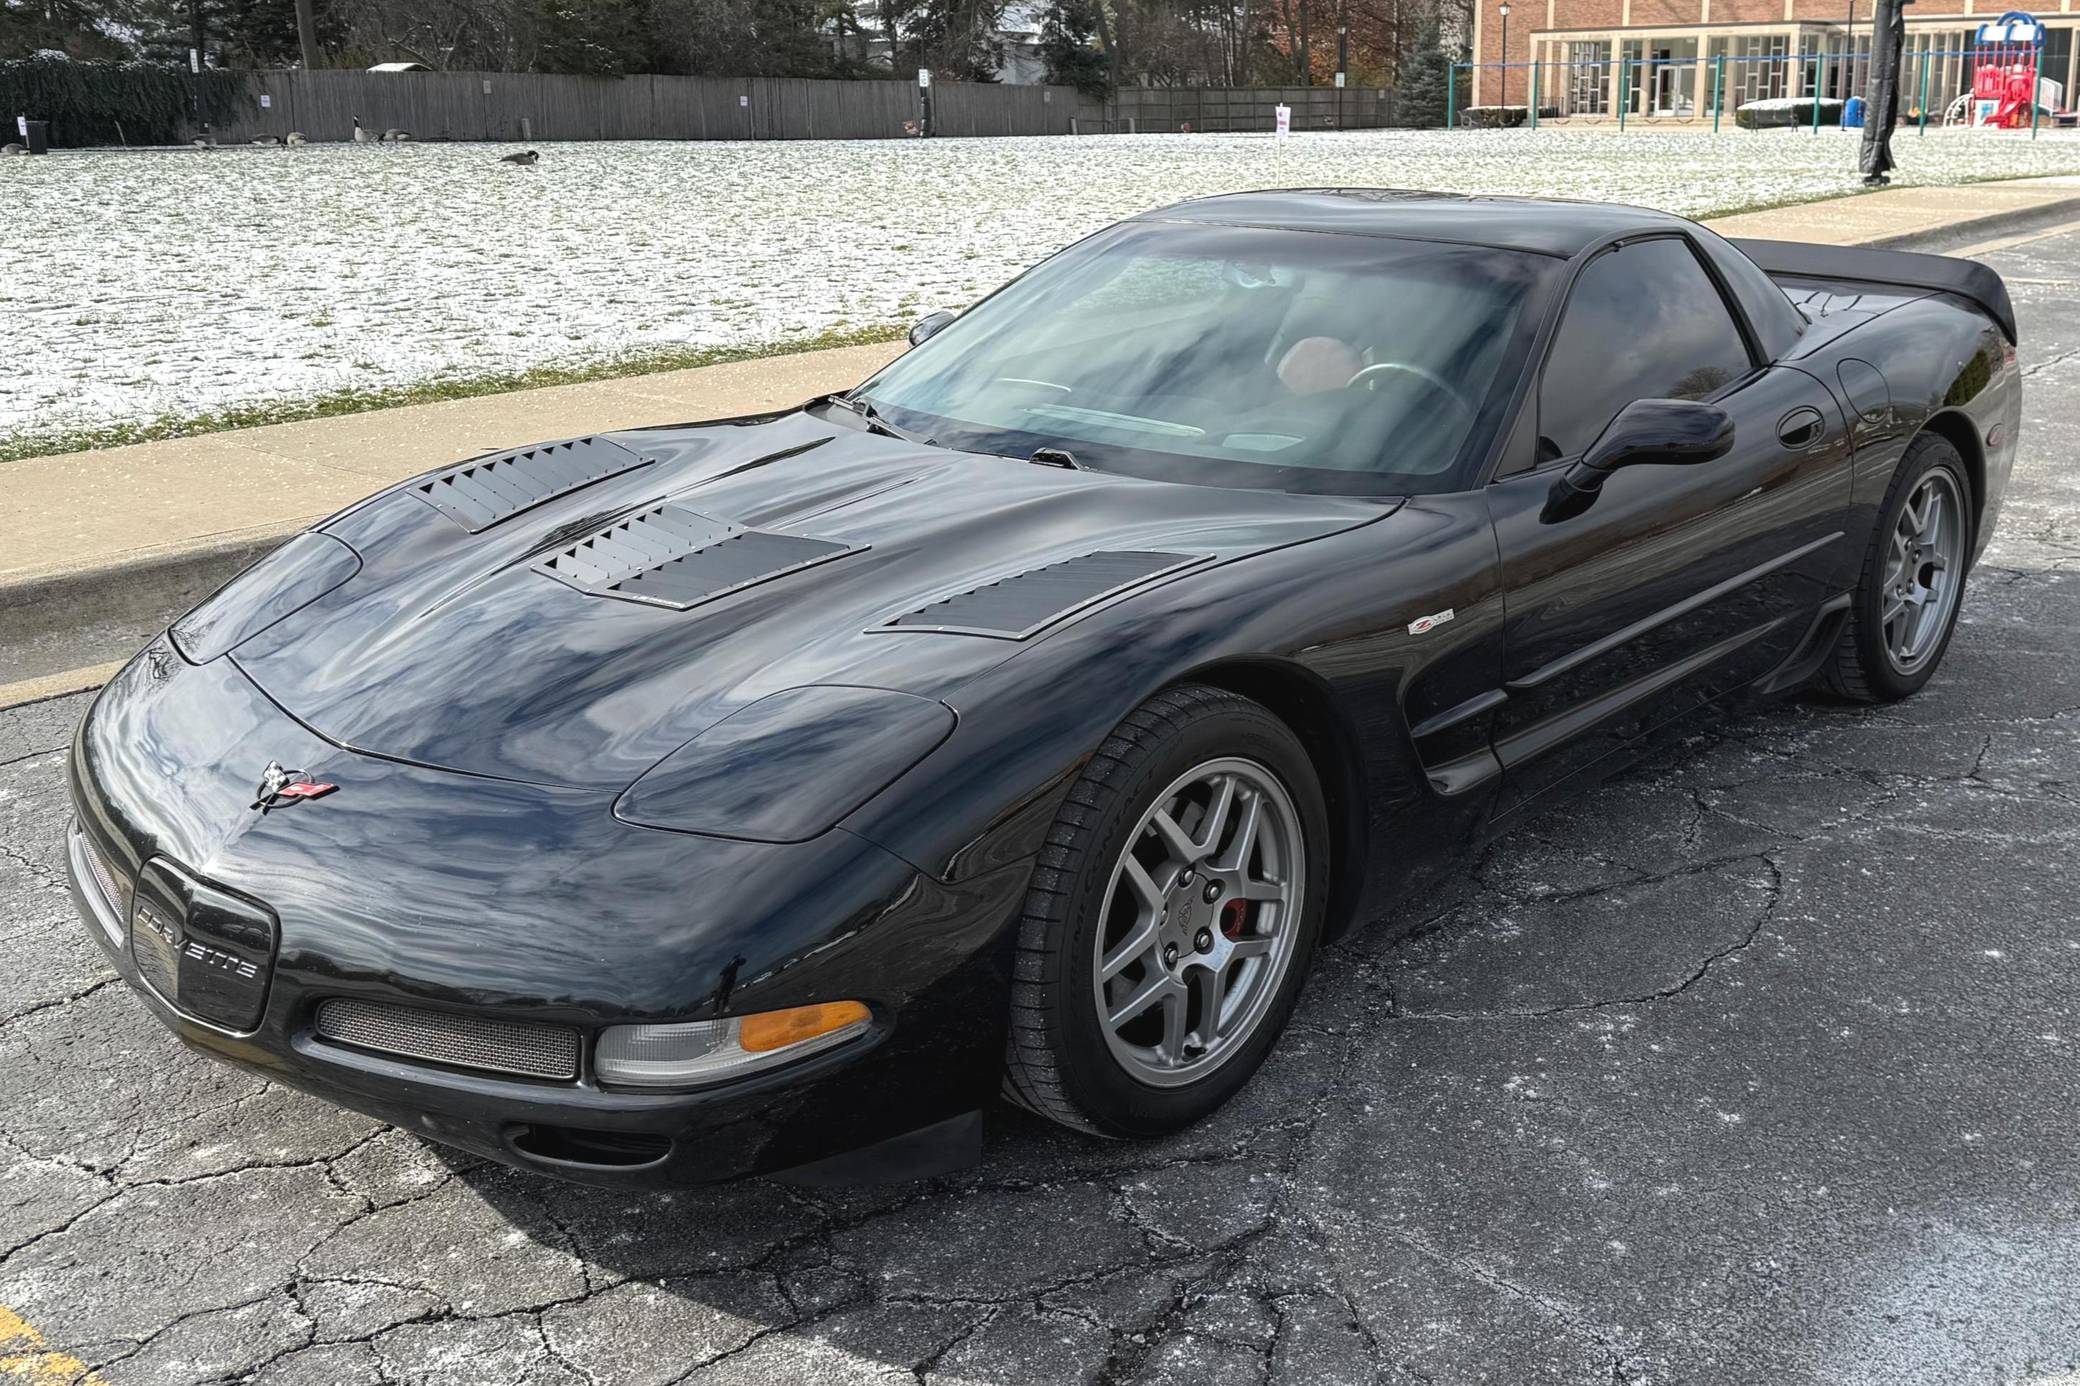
(74, 823), (130, 940)
(314, 998), (581, 1081)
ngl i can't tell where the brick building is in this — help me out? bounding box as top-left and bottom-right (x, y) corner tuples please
(1469, 0), (2075, 120)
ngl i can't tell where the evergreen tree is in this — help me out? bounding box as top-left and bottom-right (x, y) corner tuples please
(532, 0), (647, 71)
(906, 0), (999, 80)
(1040, 0), (1106, 94)
(1395, 16), (1452, 126)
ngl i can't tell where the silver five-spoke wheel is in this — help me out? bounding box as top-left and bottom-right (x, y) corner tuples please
(1883, 468), (1965, 676)
(1092, 757), (1304, 1087)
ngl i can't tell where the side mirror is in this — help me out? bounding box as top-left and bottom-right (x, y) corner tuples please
(1542, 399), (1734, 523)
(908, 310), (957, 347)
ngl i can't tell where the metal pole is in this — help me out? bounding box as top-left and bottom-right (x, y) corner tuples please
(2032, 31), (2042, 138)
(1918, 48), (1929, 132)
(1448, 63), (1458, 127)
(1846, 0), (1858, 99)
(1530, 56), (1540, 127)
(1337, 21), (1348, 130)
(1811, 53), (1823, 131)
(1618, 55), (1627, 130)
(1713, 53), (1724, 132)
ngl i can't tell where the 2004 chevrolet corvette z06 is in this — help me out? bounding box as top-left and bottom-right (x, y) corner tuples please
(68, 191), (2019, 1186)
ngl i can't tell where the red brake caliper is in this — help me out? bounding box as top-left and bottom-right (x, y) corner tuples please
(1220, 898), (1249, 940)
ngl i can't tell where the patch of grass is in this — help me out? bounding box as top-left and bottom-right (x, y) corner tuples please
(1700, 184), (1884, 222)
(0, 323), (907, 465)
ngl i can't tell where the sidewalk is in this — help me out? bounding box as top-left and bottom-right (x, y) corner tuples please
(6, 175), (2080, 704)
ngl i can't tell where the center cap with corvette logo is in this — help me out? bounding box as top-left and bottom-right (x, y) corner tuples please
(128, 859), (279, 1032)
(251, 760), (337, 811)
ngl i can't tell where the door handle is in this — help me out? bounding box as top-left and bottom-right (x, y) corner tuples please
(1776, 407), (1825, 450)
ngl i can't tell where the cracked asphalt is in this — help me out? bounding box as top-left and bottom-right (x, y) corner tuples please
(5, 226), (2080, 1386)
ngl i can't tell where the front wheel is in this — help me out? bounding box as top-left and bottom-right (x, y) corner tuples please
(1824, 432), (1975, 703)
(1002, 686), (1329, 1138)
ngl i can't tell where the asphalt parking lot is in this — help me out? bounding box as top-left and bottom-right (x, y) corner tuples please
(4, 225), (2079, 1386)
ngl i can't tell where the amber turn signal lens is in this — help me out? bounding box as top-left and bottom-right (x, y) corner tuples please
(738, 1000), (871, 1053)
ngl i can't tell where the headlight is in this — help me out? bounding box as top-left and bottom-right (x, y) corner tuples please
(594, 1001), (872, 1088)
(614, 685), (954, 841)
(171, 531), (361, 663)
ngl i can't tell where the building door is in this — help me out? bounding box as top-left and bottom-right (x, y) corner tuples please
(1652, 39), (1698, 113)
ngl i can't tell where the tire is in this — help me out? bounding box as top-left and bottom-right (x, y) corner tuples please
(1823, 432), (1975, 703)
(1002, 685), (1330, 1138)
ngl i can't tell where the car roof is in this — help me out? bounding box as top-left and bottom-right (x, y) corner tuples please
(1132, 188), (1699, 258)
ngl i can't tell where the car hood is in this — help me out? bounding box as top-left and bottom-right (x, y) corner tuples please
(228, 410), (1394, 792)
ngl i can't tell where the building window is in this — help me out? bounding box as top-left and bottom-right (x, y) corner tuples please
(1567, 40), (1612, 115)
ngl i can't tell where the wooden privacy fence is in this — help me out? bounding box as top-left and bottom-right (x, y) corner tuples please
(1103, 86), (1400, 133)
(212, 70), (1106, 143)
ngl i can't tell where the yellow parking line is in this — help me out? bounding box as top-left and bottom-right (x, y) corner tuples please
(0, 1307), (107, 1386)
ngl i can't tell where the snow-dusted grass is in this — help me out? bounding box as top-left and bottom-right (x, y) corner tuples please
(5, 125), (2078, 454)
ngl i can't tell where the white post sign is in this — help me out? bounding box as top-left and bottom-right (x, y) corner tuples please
(1274, 104), (1291, 139)
(1334, 71), (1346, 88)
(259, 93), (271, 108)
(188, 48), (200, 73)
(16, 115), (27, 139)
(917, 68), (932, 87)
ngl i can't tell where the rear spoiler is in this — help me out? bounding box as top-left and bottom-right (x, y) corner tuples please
(1730, 237), (2017, 345)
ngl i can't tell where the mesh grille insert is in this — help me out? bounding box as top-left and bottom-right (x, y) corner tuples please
(887, 550), (1199, 639)
(315, 998), (580, 1081)
(72, 822), (129, 944)
(536, 505), (854, 611)
(414, 436), (652, 533)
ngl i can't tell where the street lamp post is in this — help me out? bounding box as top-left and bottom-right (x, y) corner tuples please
(1337, 21), (1348, 129)
(1499, 1), (1513, 109)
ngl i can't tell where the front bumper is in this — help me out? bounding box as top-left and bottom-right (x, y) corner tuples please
(65, 644), (1025, 1187)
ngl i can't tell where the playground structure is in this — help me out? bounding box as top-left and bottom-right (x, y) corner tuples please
(1451, 12), (2065, 134)
(1959, 13), (2052, 127)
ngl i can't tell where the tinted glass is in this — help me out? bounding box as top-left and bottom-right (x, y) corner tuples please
(856, 223), (1558, 497)
(1537, 237), (1753, 460)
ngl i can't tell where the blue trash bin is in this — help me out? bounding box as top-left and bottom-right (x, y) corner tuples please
(1843, 95), (1867, 128)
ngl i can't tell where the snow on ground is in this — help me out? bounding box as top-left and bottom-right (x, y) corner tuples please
(5, 126), (2079, 445)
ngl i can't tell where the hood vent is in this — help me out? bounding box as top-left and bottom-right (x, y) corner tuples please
(536, 502), (858, 611)
(414, 436), (654, 533)
(886, 550), (1202, 640)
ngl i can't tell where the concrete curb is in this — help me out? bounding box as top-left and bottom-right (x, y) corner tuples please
(0, 534), (280, 696)
(1862, 190), (2080, 253)
(5, 189), (2078, 706)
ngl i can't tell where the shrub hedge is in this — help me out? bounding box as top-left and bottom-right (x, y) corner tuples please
(0, 56), (251, 146)
(1458, 105), (1562, 128)
(1734, 96), (1846, 129)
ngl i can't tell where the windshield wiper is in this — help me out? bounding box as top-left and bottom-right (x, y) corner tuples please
(820, 393), (931, 446)
(1030, 447), (1082, 470)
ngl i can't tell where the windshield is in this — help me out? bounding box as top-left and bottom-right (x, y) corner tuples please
(855, 221), (1558, 496)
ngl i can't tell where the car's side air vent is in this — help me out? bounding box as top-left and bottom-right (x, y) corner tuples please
(535, 503), (858, 611)
(413, 436), (653, 533)
(886, 550), (1202, 640)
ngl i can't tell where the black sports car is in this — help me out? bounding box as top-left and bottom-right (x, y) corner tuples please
(67, 190), (2020, 1186)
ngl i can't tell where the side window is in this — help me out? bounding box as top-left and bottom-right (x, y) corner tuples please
(1537, 238), (1754, 461)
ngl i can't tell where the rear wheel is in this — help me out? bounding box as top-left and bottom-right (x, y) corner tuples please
(1824, 433), (1974, 703)
(1002, 686), (1328, 1137)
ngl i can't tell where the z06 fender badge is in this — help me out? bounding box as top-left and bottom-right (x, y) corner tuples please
(252, 760), (338, 810)
(1407, 608), (1456, 636)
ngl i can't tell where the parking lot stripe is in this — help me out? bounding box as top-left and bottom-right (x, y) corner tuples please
(0, 1306), (108, 1386)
